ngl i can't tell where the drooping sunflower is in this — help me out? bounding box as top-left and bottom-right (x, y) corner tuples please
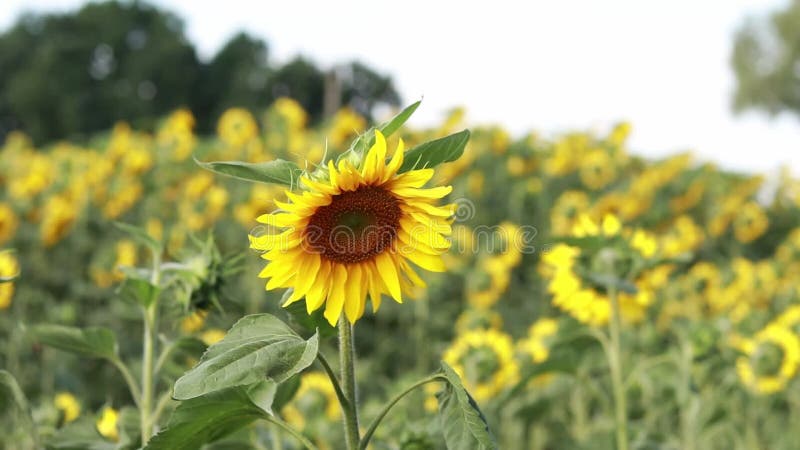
(249, 131), (454, 325)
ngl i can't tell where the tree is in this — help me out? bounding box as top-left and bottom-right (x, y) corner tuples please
(192, 32), (271, 133)
(0, 1), (402, 144)
(731, 0), (800, 118)
(0, 1), (200, 144)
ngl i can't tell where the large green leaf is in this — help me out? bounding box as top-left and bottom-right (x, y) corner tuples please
(145, 382), (274, 450)
(196, 158), (304, 187)
(173, 314), (318, 400)
(350, 101), (421, 152)
(437, 362), (496, 450)
(398, 129), (470, 174)
(31, 325), (118, 360)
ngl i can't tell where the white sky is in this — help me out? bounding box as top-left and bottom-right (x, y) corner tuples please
(2, 0), (798, 174)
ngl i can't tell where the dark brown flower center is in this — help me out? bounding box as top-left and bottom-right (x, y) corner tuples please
(305, 186), (401, 263)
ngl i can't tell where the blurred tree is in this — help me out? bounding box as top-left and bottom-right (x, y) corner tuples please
(731, 0), (800, 118)
(0, 1), (200, 143)
(192, 32), (271, 132)
(0, 1), (401, 144)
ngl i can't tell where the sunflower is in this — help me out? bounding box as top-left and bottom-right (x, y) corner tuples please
(731, 324), (800, 395)
(249, 131), (454, 326)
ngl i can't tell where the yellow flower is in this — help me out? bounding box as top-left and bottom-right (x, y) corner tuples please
(40, 195), (78, 247)
(733, 324), (800, 395)
(328, 108), (366, 147)
(218, 108), (259, 148)
(518, 318), (559, 363)
(181, 310), (208, 334)
(273, 97), (308, 131)
(200, 328), (226, 346)
(113, 240), (137, 281)
(550, 191), (589, 236)
(443, 328), (519, 403)
(631, 229), (657, 258)
(733, 202), (769, 243)
(250, 131), (454, 326)
(54, 392), (81, 423)
(455, 308), (504, 333)
(96, 406), (119, 441)
(0, 203), (19, 245)
(579, 149), (616, 190)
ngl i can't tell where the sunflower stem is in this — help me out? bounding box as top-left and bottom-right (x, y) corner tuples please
(140, 250), (162, 444)
(338, 317), (360, 449)
(359, 374), (445, 450)
(606, 284), (629, 450)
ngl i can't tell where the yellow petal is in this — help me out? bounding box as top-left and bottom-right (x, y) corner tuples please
(344, 264), (363, 324)
(405, 249), (447, 272)
(390, 169), (434, 189)
(383, 138), (405, 182)
(375, 251), (402, 303)
(283, 254), (321, 305)
(392, 186), (452, 200)
(306, 260), (332, 313)
(301, 176), (337, 195)
(366, 262), (383, 313)
(404, 201), (455, 217)
(323, 264), (348, 325)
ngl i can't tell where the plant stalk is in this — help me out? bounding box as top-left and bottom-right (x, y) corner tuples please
(140, 251), (162, 444)
(607, 285), (629, 450)
(338, 317), (360, 450)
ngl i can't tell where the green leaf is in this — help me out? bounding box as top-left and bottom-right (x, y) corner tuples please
(437, 362), (496, 450)
(46, 417), (116, 450)
(0, 370), (28, 415)
(282, 294), (337, 339)
(31, 325), (118, 360)
(145, 382), (273, 450)
(0, 370), (35, 442)
(173, 314), (319, 400)
(195, 158), (303, 187)
(399, 129), (470, 174)
(117, 277), (161, 308)
(113, 222), (162, 254)
(583, 273), (638, 294)
(351, 101), (421, 152)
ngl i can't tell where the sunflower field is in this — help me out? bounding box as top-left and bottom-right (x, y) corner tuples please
(2, 98), (800, 450)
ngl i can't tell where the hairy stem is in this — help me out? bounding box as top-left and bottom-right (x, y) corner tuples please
(338, 318), (360, 450)
(607, 285), (629, 450)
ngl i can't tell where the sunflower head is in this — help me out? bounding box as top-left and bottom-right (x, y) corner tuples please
(250, 130), (457, 326)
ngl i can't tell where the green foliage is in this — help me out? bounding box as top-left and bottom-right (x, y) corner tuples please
(437, 362), (497, 450)
(173, 314), (319, 400)
(195, 158), (305, 187)
(31, 325), (118, 360)
(399, 130), (471, 173)
(0, 2), (401, 143)
(731, 0), (800, 117)
(146, 382), (276, 450)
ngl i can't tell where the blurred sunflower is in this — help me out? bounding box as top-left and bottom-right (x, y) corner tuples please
(443, 328), (519, 402)
(733, 201), (769, 243)
(518, 318), (559, 363)
(0, 251), (19, 310)
(96, 406), (119, 442)
(250, 130), (454, 325)
(54, 392), (80, 424)
(0, 203), (19, 244)
(541, 214), (661, 326)
(731, 324), (800, 395)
